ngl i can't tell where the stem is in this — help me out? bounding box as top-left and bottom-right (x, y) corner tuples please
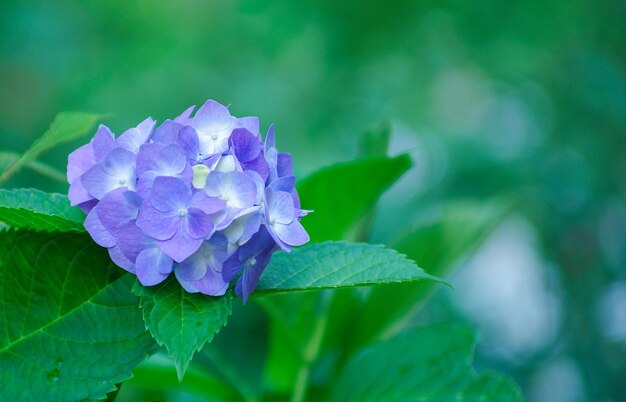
(27, 160), (67, 183)
(290, 291), (332, 402)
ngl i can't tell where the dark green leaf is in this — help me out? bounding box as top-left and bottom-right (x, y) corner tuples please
(0, 230), (155, 401)
(0, 188), (85, 232)
(256, 241), (441, 294)
(0, 112), (101, 184)
(132, 278), (233, 380)
(330, 324), (523, 402)
(298, 154), (411, 242)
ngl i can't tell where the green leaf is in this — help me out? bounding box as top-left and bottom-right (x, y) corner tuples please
(347, 201), (509, 351)
(329, 324), (523, 402)
(0, 188), (85, 232)
(256, 241), (442, 294)
(461, 372), (524, 401)
(0, 111), (101, 184)
(298, 154), (411, 242)
(132, 278), (233, 380)
(0, 230), (155, 401)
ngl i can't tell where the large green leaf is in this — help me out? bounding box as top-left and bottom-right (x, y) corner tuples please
(0, 230), (155, 401)
(329, 324), (523, 402)
(297, 154), (411, 242)
(255, 241), (441, 294)
(0, 188), (85, 232)
(347, 201), (509, 352)
(133, 278), (233, 380)
(0, 111), (100, 184)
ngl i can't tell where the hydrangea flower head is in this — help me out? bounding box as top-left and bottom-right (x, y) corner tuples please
(68, 100), (310, 300)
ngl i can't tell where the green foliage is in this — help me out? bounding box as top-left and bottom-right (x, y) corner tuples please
(0, 230), (155, 401)
(0, 188), (85, 232)
(118, 353), (242, 401)
(297, 154), (411, 242)
(329, 324), (523, 402)
(256, 241), (441, 294)
(0, 112), (101, 184)
(348, 201), (509, 350)
(359, 120), (391, 157)
(132, 278), (233, 380)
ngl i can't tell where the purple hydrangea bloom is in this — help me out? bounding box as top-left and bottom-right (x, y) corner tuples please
(67, 99), (310, 299)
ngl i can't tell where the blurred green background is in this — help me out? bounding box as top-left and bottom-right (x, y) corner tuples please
(1, 1), (625, 401)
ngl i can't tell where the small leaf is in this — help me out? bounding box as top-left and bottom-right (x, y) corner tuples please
(256, 241), (442, 294)
(298, 154), (411, 242)
(0, 188), (85, 232)
(132, 278), (233, 380)
(0, 111), (101, 184)
(0, 230), (155, 401)
(330, 324), (523, 402)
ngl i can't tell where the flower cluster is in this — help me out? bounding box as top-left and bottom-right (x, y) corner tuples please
(68, 100), (310, 301)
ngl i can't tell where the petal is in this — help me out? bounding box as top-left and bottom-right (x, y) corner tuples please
(177, 245), (208, 281)
(230, 128), (260, 162)
(174, 105), (196, 124)
(236, 116), (260, 137)
(222, 251), (244, 283)
(185, 208), (214, 239)
(117, 117), (155, 153)
(136, 247), (173, 286)
(136, 143), (164, 177)
(236, 250), (273, 303)
(154, 143), (187, 175)
(152, 119), (183, 144)
(178, 125), (202, 162)
(157, 230), (204, 263)
(81, 164), (124, 200)
(109, 245), (135, 273)
(268, 176), (295, 193)
(264, 124), (275, 151)
(136, 203), (179, 240)
(115, 224), (150, 261)
(226, 171), (257, 209)
(192, 99), (232, 132)
(84, 208), (116, 248)
(67, 142), (96, 183)
(222, 207), (261, 245)
(177, 266), (228, 296)
(102, 147), (137, 178)
(149, 176), (191, 212)
(189, 191), (226, 214)
(95, 188), (142, 235)
(92, 125), (116, 159)
(277, 152), (294, 178)
(273, 219), (310, 247)
(68, 177), (94, 206)
(242, 153), (269, 181)
(267, 190), (295, 225)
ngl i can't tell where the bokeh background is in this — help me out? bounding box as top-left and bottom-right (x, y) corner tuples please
(1, 1), (625, 401)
